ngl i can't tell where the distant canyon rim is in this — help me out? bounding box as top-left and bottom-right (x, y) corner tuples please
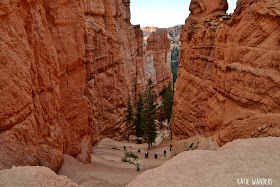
(0, 0), (279, 182)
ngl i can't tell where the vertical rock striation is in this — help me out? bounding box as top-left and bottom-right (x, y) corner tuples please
(84, 0), (146, 143)
(173, 0), (280, 146)
(144, 30), (172, 95)
(0, 0), (92, 171)
(0, 0), (148, 171)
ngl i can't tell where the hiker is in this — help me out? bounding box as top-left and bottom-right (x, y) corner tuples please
(145, 151), (149, 158)
(154, 154), (158, 159)
(123, 145), (127, 151)
(164, 150), (167, 157)
(138, 149), (141, 153)
(170, 144), (173, 151)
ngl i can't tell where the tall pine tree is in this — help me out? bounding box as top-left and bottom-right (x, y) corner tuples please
(162, 81), (174, 139)
(125, 96), (134, 140)
(134, 93), (145, 140)
(143, 79), (157, 149)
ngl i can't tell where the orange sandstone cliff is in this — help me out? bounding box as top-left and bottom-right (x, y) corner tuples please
(144, 30), (172, 95)
(173, 0), (280, 146)
(84, 0), (146, 144)
(0, 0), (146, 171)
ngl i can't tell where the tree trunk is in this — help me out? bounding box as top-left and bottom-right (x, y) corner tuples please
(169, 119), (173, 140)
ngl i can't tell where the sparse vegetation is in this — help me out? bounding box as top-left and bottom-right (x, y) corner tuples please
(142, 79), (158, 149)
(125, 79), (158, 149)
(112, 147), (120, 150)
(162, 82), (175, 139)
(121, 151), (140, 171)
(125, 96), (134, 140)
(186, 141), (199, 151)
(125, 152), (139, 160)
(171, 47), (180, 84)
(134, 93), (145, 139)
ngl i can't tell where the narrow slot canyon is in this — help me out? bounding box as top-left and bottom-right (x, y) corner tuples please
(0, 0), (280, 186)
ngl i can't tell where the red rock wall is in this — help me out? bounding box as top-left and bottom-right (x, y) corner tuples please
(0, 0), (145, 171)
(84, 0), (145, 143)
(145, 30), (172, 95)
(173, 0), (280, 146)
(0, 0), (91, 171)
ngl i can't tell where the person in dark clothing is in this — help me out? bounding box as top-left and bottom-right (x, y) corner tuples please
(164, 150), (167, 157)
(154, 154), (158, 159)
(170, 144), (173, 151)
(123, 145), (127, 151)
(138, 149), (141, 153)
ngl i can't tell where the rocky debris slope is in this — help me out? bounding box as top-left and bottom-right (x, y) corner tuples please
(144, 30), (172, 95)
(0, 166), (80, 187)
(173, 0), (280, 145)
(128, 137), (280, 187)
(0, 0), (153, 171)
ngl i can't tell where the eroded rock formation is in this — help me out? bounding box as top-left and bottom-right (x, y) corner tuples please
(84, 0), (146, 144)
(0, 166), (80, 187)
(173, 0), (280, 145)
(128, 137), (280, 186)
(0, 0), (90, 171)
(144, 30), (172, 95)
(0, 0), (146, 171)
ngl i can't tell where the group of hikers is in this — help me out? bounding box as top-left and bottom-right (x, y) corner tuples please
(123, 144), (173, 159)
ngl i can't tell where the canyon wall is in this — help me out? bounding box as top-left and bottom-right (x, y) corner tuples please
(0, 0), (145, 171)
(84, 0), (146, 143)
(173, 0), (280, 146)
(144, 30), (172, 95)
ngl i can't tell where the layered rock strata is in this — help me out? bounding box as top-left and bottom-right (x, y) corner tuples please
(0, 0), (90, 171)
(128, 137), (280, 186)
(144, 30), (172, 95)
(84, 0), (146, 144)
(173, 0), (280, 145)
(0, 0), (145, 171)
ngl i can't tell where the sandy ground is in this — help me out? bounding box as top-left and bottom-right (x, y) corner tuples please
(128, 137), (280, 187)
(58, 131), (218, 187)
(1, 135), (278, 186)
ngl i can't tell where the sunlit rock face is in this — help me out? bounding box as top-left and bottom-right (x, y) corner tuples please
(84, 0), (146, 143)
(173, 0), (280, 146)
(189, 0), (228, 16)
(0, 0), (91, 172)
(144, 30), (172, 95)
(0, 0), (146, 171)
(128, 137), (280, 186)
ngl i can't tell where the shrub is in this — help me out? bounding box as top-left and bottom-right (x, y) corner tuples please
(121, 151), (140, 171)
(125, 152), (138, 160)
(121, 157), (129, 162)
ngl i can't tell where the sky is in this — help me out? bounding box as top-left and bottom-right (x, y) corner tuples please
(131, 0), (237, 28)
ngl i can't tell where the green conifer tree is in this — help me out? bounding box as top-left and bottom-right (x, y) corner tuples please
(125, 96), (134, 140)
(143, 79), (158, 149)
(134, 93), (145, 140)
(162, 81), (174, 139)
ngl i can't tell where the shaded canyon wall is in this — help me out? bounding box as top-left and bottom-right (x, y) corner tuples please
(144, 30), (172, 96)
(0, 0), (148, 171)
(173, 0), (280, 146)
